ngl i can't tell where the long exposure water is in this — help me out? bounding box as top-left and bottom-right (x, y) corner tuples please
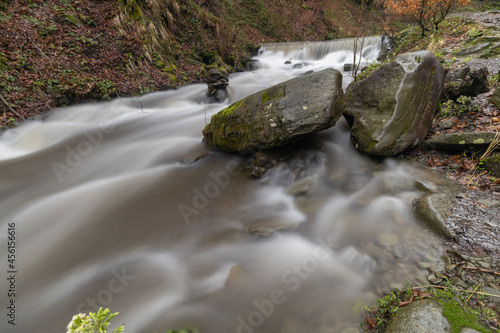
(0, 37), (445, 333)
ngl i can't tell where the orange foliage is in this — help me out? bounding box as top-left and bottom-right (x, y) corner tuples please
(376, 0), (471, 35)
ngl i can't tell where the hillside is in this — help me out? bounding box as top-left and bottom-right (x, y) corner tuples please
(0, 0), (386, 126)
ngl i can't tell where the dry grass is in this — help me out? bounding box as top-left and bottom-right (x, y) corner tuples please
(467, 132), (500, 185)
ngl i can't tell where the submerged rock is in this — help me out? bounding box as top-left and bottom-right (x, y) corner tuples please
(343, 51), (445, 156)
(202, 68), (345, 152)
(414, 192), (456, 239)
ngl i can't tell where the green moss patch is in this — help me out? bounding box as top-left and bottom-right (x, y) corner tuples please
(434, 293), (490, 333)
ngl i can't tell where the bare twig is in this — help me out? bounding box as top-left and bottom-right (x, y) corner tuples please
(0, 92), (26, 121)
(466, 131), (500, 185)
(466, 283), (480, 303)
(463, 266), (500, 276)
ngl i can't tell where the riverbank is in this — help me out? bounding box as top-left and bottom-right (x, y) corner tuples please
(363, 12), (500, 332)
(0, 0), (387, 128)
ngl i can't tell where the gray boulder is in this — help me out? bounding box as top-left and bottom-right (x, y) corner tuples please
(385, 300), (451, 333)
(202, 68), (345, 152)
(343, 51), (445, 156)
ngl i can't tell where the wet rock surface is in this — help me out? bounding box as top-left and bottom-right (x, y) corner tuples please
(206, 69), (230, 102)
(203, 68), (345, 152)
(414, 192), (456, 239)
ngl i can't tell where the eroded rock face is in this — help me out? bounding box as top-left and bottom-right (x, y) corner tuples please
(202, 68), (345, 152)
(343, 51), (445, 156)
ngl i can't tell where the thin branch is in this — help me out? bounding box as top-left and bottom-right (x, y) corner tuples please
(462, 266), (500, 276)
(0, 92), (26, 121)
(27, 34), (53, 65)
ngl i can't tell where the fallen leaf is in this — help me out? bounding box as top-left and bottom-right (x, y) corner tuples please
(364, 317), (376, 329)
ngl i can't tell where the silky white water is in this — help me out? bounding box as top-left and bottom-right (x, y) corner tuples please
(0, 37), (444, 333)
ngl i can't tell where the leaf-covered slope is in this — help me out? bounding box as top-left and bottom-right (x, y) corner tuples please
(0, 0), (384, 124)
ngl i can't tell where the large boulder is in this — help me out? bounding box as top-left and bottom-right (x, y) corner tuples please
(343, 51), (445, 156)
(202, 68), (345, 152)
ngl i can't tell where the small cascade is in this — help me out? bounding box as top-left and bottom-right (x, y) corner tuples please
(260, 35), (386, 61)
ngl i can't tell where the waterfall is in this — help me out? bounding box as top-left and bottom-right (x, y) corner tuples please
(259, 35), (385, 61)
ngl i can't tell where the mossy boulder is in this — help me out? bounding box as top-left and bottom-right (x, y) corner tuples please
(385, 299), (451, 333)
(202, 68), (345, 152)
(386, 298), (489, 333)
(343, 51), (445, 156)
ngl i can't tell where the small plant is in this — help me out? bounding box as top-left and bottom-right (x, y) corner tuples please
(440, 95), (479, 118)
(467, 27), (483, 40)
(440, 99), (454, 117)
(456, 95), (479, 113)
(489, 71), (500, 87)
(364, 290), (403, 329)
(77, 35), (99, 46)
(66, 308), (124, 333)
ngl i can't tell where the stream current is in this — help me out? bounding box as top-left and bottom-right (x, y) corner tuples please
(0, 37), (446, 333)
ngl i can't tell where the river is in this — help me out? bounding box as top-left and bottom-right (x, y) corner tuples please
(0, 37), (444, 333)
